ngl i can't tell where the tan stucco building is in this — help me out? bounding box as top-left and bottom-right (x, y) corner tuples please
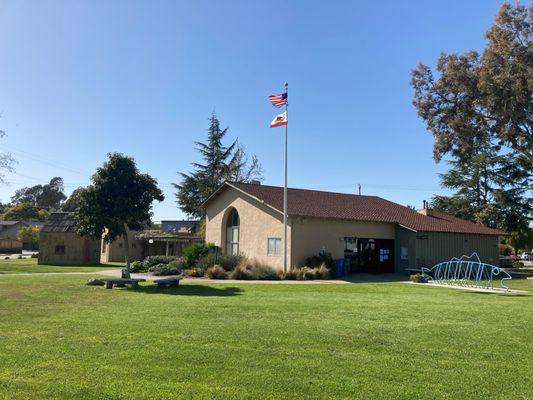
(204, 182), (503, 273)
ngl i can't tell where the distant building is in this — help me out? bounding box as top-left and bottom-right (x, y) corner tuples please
(100, 228), (144, 263)
(101, 221), (202, 263)
(38, 212), (100, 265)
(161, 220), (200, 235)
(0, 220), (45, 253)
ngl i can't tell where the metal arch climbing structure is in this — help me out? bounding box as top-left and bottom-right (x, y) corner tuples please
(421, 253), (512, 292)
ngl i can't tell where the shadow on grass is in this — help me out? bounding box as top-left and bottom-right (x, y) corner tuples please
(458, 291), (531, 297)
(131, 284), (243, 297)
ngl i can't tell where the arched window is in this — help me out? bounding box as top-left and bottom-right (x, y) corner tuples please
(226, 208), (240, 255)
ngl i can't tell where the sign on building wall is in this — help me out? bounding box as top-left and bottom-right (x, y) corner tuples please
(401, 247), (408, 260)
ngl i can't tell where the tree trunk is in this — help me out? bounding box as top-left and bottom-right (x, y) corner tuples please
(122, 225), (131, 279)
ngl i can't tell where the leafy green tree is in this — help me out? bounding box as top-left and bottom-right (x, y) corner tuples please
(509, 228), (533, 253)
(412, 2), (532, 233)
(11, 177), (67, 209)
(62, 187), (85, 212)
(411, 2), (531, 164)
(2, 203), (46, 221)
(174, 113), (263, 219)
(75, 153), (164, 276)
(17, 226), (40, 247)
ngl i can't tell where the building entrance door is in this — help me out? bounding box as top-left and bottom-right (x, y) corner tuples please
(344, 237), (395, 273)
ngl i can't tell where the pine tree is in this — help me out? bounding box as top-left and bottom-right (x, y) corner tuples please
(431, 137), (530, 233)
(174, 113), (262, 219)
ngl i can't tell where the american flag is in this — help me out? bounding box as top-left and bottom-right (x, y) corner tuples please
(268, 93), (288, 108)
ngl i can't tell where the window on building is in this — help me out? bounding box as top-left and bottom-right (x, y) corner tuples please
(268, 238), (281, 256)
(225, 208), (240, 255)
(55, 245), (66, 255)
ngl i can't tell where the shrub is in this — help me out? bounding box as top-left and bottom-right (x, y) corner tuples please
(230, 264), (254, 280)
(316, 264), (331, 279)
(282, 266), (330, 280)
(205, 265), (228, 279)
(143, 255), (180, 269)
(30, 253), (39, 259)
(184, 268), (206, 278)
(129, 260), (146, 273)
(282, 269), (299, 280)
(149, 263), (182, 276)
(512, 260), (525, 269)
(218, 254), (242, 271)
(234, 258), (281, 280)
(297, 266), (318, 280)
(183, 242), (216, 268)
(410, 273), (430, 283)
(197, 253), (243, 271)
(250, 264), (280, 280)
(305, 252), (336, 276)
(500, 246), (513, 256)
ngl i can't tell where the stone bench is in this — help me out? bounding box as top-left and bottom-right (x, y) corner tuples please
(100, 278), (146, 289)
(153, 277), (181, 288)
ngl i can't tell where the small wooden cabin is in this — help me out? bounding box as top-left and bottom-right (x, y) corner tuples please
(38, 212), (100, 265)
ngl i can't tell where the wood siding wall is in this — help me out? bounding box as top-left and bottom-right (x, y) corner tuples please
(0, 239), (23, 252)
(394, 227), (499, 272)
(415, 232), (499, 267)
(38, 232), (100, 265)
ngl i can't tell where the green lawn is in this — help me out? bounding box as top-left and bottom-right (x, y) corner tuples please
(0, 258), (122, 274)
(0, 275), (531, 399)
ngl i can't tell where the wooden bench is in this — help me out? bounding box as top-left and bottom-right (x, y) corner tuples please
(153, 277), (181, 288)
(100, 278), (146, 289)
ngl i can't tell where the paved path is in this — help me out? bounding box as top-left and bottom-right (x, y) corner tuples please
(0, 268), (410, 285)
(0, 271), (106, 277)
(96, 269), (409, 285)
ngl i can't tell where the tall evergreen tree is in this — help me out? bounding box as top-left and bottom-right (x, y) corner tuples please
(412, 2), (532, 237)
(174, 113), (263, 219)
(431, 137), (529, 233)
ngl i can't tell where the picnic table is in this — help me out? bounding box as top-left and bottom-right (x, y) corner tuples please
(100, 278), (146, 289)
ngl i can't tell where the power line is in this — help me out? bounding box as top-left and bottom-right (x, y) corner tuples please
(4, 146), (89, 175)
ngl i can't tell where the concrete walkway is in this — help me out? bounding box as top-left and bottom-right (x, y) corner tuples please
(0, 271), (105, 277)
(0, 268), (410, 285)
(96, 269), (409, 285)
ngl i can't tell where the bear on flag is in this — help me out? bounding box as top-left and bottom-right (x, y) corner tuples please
(270, 111), (287, 128)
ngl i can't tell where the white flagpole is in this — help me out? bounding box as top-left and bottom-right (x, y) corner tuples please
(283, 82), (288, 274)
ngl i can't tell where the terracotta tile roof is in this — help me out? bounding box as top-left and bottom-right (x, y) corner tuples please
(221, 182), (503, 235)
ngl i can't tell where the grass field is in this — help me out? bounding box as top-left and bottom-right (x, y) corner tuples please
(0, 258), (121, 274)
(0, 267), (531, 399)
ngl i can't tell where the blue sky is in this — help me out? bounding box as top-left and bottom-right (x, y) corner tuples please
(0, 0), (509, 220)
